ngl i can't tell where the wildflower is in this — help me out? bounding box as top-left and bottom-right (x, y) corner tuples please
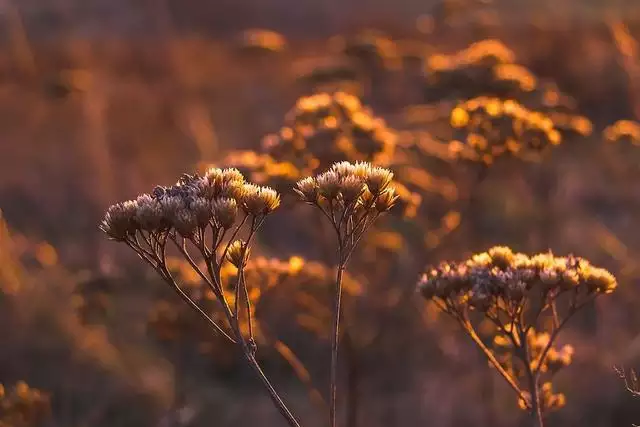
(242, 185), (281, 216)
(100, 200), (138, 240)
(294, 177), (319, 204)
(135, 194), (164, 231)
(316, 171), (342, 200)
(212, 198), (238, 229)
(227, 240), (250, 268)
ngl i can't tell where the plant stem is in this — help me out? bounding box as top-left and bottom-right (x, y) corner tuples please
(520, 331), (544, 427)
(526, 369), (544, 427)
(330, 263), (346, 427)
(243, 350), (303, 427)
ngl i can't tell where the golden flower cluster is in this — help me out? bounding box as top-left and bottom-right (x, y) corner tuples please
(424, 39), (540, 100)
(296, 161), (398, 216)
(518, 382), (567, 413)
(418, 246), (617, 308)
(604, 119), (640, 145)
(449, 97), (563, 163)
(100, 168), (280, 241)
(262, 92), (396, 169)
(418, 246), (616, 420)
(426, 39), (516, 73)
(495, 329), (573, 412)
(546, 111), (593, 138)
(0, 382), (49, 427)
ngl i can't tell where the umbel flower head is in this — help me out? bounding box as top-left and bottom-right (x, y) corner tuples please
(295, 161), (397, 211)
(294, 161), (398, 262)
(417, 246), (617, 421)
(100, 168), (280, 241)
(418, 246), (617, 307)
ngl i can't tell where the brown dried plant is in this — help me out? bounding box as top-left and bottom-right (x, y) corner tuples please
(0, 382), (49, 427)
(448, 97), (563, 164)
(100, 168), (302, 427)
(417, 246), (617, 426)
(294, 161), (398, 427)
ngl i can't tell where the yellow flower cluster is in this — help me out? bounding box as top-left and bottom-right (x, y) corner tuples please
(418, 246), (617, 307)
(449, 97), (563, 163)
(262, 92), (396, 170)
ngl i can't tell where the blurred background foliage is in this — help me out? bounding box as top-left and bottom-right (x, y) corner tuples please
(2, 0), (640, 426)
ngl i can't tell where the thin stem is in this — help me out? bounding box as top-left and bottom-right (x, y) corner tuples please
(241, 269), (255, 342)
(244, 352), (303, 427)
(456, 316), (529, 407)
(330, 262), (346, 427)
(534, 294), (596, 377)
(519, 330), (544, 427)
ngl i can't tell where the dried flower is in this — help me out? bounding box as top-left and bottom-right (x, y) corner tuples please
(316, 171), (342, 200)
(212, 198), (238, 229)
(135, 194), (164, 231)
(100, 200), (138, 240)
(227, 240), (250, 268)
(374, 188), (398, 212)
(294, 177), (319, 203)
(242, 184), (281, 216)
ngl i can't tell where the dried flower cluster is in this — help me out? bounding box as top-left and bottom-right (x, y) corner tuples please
(424, 39), (525, 100)
(449, 97), (563, 163)
(418, 246), (616, 425)
(0, 382), (49, 427)
(101, 168), (279, 242)
(101, 168), (306, 427)
(419, 246), (616, 309)
(295, 161), (398, 254)
(262, 92), (396, 169)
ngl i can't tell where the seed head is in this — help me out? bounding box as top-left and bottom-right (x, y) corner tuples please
(243, 184), (280, 215)
(160, 196), (185, 221)
(212, 198), (238, 229)
(374, 187), (398, 212)
(222, 168), (245, 184)
(227, 240), (250, 268)
(317, 171), (341, 200)
(100, 200), (138, 240)
(294, 177), (319, 203)
(366, 166), (394, 195)
(332, 161), (356, 178)
(340, 175), (365, 204)
(173, 208), (198, 237)
(135, 194), (164, 231)
(352, 161), (372, 179)
(190, 197), (212, 227)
